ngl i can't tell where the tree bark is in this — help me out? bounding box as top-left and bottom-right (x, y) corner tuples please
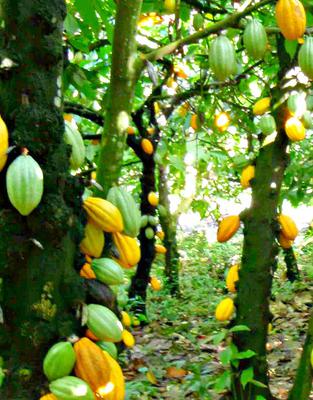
(158, 165), (180, 295)
(96, 0), (143, 196)
(283, 246), (299, 282)
(232, 110), (289, 398)
(0, 1), (85, 398)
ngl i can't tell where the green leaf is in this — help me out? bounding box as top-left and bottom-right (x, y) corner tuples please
(75, 0), (100, 34)
(212, 330), (227, 345)
(284, 39), (298, 59)
(240, 367), (254, 389)
(256, 396), (267, 400)
(251, 379), (268, 388)
(214, 370), (231, 393)
(220, 346), (233, 366)
(229, 325), (251, 333)
(236, 350), (256, 359)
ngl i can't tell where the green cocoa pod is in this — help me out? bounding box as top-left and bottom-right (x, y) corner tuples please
(148, 215), (158, 226)
(6, 153), (44, 216)
(107, 186), (141, 237)
(140, 215), (149, 228)
(86, 304), (123, 342)
(298, 37), (313, 80)
(243, 19), (267, 60)
(287, 93), (307, 117)
(157, 205), (167, 218)
(209, 36), (237, 81)
(302, 111), (313, 129)
(193, 14), (204, 31)
(91, 258), (124, 285)
(50, 376), (94, 400)
(43, 342), (76, 382)
(64, 121), (85, 170)
(258, 114), (276, 135)
(145, 227), (155, 239)
(96, 341), (118, 359)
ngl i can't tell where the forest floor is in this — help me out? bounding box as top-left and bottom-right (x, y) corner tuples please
(121, 233), (313, 400)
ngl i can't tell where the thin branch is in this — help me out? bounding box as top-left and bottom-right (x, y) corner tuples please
(64, 102), (104, 125)
(143, 0), (272, 62)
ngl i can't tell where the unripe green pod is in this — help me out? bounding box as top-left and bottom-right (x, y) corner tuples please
(64, 121), (85, 170)
(140, 215), (149, 228)
(43, 342), (76, 382)
(91, 258), (124, 285)
(287, 93), (306, 117)
(302, 111), (313, 129)
(193, 14), (204, 31)
(50, 376), (94, 400)
(209, 36), (237, 81)
(96, 341), (118, 359)
(258, 114), (276, 135)
(145, 227), (155, 239)
(148, 215), (158, 226)
(298, 37), (313, 80)
(243, 19), (267, 60)
(157, 205), (167, 218)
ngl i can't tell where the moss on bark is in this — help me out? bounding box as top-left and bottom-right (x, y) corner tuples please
(0, 1), (85, 397)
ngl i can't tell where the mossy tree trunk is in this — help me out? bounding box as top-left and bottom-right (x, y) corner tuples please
(96, 0), (143, 196)
(283, 246), (299, 282)
(0, 1), (85, 398)
(158, 164), (180, 295)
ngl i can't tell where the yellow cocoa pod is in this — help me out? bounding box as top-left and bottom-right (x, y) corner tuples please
(99, 351), (125, 400)
(164, 0), (176, 13)
(126, 126), (135, 135)
(121, 311), (132, 327)
(178, 102), (190, 117)
(285, 117), (306, 141)
(150, 276), (162, 291)
(122, 330), (135, 348)
(190, 114), (199, 130)
(217, 215), (240, 243)
(80, 222), (105, 258)
(215, 298), (235, 321)
(155, 244), (167, 254)
(278, 233), (293, 249)
(275, 0), (306, 41)
(80, 263), (96, 279)
(83, 197), (124, 233)
(252, 97), (271, 115)
(148, 192), (159, 206)
(141, 138), (154, 155)
(278, 214), (298, 240)
(226, 264), (239, 293)
(0, 115), (9, 172)
(40, 394), (57, 400)
(112, 232), (141, 268)
(156, 230), (165, 240)
(240, 165), (255, 189)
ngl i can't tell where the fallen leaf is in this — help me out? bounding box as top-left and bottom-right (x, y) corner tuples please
(166, 366), (188, 378)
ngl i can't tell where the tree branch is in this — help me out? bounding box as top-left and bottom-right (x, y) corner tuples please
(64, 102), (104, 125)
(143, 0), (272, 62)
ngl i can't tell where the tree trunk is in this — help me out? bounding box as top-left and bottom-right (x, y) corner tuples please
(96, 0), (143, 196)
(128, 154), (156, 316)
(283, 246), (299, 282)
(232, 110), (289, 398)
(158, 165), (180, 295)
(0, 1), (85, 398)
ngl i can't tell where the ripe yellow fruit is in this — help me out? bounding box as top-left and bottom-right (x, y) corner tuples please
(275, 0), (306, 41)
(155, 244), (167, 254)
(226, 264), (239, 293)
(40, 394), (57, 400)
(121, 311), (132, 327)
(80, 222), (105, 258)
(214, 112), (230, 132)
(278, 214), (298, 240)
(126, 126), (135, 135)
(240, 165), (255, 189)
(285, 116), (306, 141)
(83, 197), (124, 233)
(156, 230), (165, 240)
(80, 263), (96, 279)
(150, 276), (162, 291)
(147, 127), (155, 135)
(178, 102), (190, 117)
(217, 215), (240, 243)
(141, 138), (154, 155)
(190, 114), (199, 130)
(164, 0), (176, 12)
(0, 116), (9, 172)
(112, 232), (141, 268)
(278, 233), (293, 249)
(122, 330), (135, 348)
(215, 298), (235, 321)
(252, 97), (271, 115)
(148, 192), (159, 206)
